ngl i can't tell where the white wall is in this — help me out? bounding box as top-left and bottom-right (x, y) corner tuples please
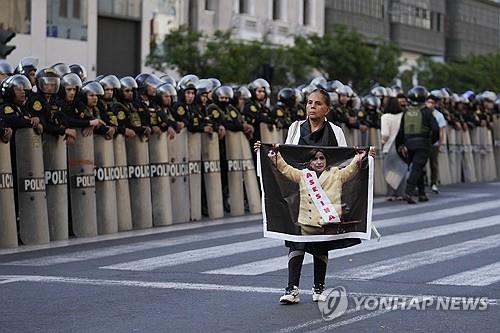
(4, 0), (98, 79)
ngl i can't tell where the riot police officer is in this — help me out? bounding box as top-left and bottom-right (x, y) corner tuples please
(274, 88), (296, 130)
(26, 68), (76, 143)
(155, 82), (178, 139)
(113, 76), (147, 137)
(243, 78), (274, 144)
(396, 86), (439, 204)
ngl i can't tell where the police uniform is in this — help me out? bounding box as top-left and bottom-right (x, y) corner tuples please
(0, 102), (32, 130)
(157, 104), (177, 132)
(58, 98), (93, 129)
(396, 105), (439, 200)
(26, 93), (67, 136)
(291, 104), (306, 123)
(242, 99), (273, 142)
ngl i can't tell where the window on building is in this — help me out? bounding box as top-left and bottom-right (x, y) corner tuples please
(303, 0), (311, 26)
(47, 0), (88, 40)
(272, 0), (281, 20)
(239, 0), (248, 14)
(0, 0), (31, 34)
(98, 0), (141, 19)
(205, 0), (215, 11)
(436, 12), (441, 32)
(73, 0), (81, 18)
(59, 0), (68, 17)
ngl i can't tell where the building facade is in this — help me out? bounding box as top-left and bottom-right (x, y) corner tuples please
(1, 0), (498, 79)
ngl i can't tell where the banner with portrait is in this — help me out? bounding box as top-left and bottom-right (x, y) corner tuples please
(258, 144), (374, 242)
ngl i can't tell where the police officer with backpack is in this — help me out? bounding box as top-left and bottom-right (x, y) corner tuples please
(396, 86), (439, 204)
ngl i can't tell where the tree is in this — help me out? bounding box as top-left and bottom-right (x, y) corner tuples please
(147, 25), (402, 92)
(416, 52), (500, 92)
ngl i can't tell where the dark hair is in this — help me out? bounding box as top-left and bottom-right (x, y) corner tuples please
(308, 88), (331, 109)
(384, 96), (403, 115)
(306, 148), (329, 169)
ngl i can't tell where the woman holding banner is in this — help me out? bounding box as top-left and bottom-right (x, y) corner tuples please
(255, 89), (371, 305)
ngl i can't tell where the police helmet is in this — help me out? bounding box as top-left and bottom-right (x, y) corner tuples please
(440, 88), (451, 100)
(407, 86), (429, 105)
(328, 92), (339, 106)
(248, 78), (271, 98)
(277, 88), (297, 108)
(178, 74), (199, 91)
(1, 74), (32, 101)
(69, 64), (87, 82)
(14, 56), (39, 75)
(159, 74), (177, 87)
(51, 63), (71, 77)
(337, 85), (353, 97)
(363, 95), (381, 109)
(430, 89), (444, 101)
(450, 93), (461, 104)
(295, 88), (305, 104)
(135, 73), (164, 94)
(391, 85), (405, 98)
(196, 79), (213, 96)
(481, 91), (496, 103)
(80, 81), (104, 105)
(208, 78), (221, 90)
(116, 76), (138, 102)
(301, 84), (316, 98)
(156, 82), (178, 103)
(99, 75), (121, 89)
(59, 73), (83, 99)
(326, 80), (344, 92)
(233, 85), (251, 105)
(370, 86), (388, 98)
(385, 87), (395, 98)
(0, 61), (14, 76)
(36, 68), (61, 95)
(214, 85), (234, 107)
(310, 76), (327, 90)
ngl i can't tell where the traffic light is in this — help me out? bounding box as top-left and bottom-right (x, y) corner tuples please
(0, 28), (16, 59)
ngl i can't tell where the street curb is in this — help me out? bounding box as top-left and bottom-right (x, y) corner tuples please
(0, 214), (262, 256)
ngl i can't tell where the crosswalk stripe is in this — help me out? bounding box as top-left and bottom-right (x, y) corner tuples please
(100, 238), (281, 271)
(374, 199), (500, 228)
(429, 261), (500, 286)
(330, 233), (500, 280)
(372, 192), (488, 216)
(204, 214), (500, 275)
(2, 195), (496, 269)
(2, 225), (262, 266)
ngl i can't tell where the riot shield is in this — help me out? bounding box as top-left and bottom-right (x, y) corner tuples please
(94, 135), (118, 234)
(113, 134), (132, 231)
(225, 131), (245, 216)
(68, 129), (97, 237)
(470, 128), (483, 182)
(493, 114), (500, 179)
(481, 128), (496, 181)
(167, 128), (190, 223)
(260, 123), (283, 144)
(0, 141), (17, 248)
(437, 132), (452, 185)
(43, 134), (68, 240)
(240, 133), (261, 214)
(446, 126), (459, 183)
(16, 128), (50, 244)
(202, 132), (224, 219)
(188, 132), (202, 221)
(369, 128), (387, 195)
(461, 129), (477, 183)
(126, 135), (153, 229)
(149, 131), (173, 226)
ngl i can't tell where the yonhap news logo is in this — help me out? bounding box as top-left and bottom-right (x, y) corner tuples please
(318, 287), (489, 321)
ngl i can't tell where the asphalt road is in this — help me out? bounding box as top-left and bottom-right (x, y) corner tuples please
(1, 182), (499, 333)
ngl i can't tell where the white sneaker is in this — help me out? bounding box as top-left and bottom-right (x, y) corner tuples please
(312, 285), (327, 302)
(279, 286), (300, 304)
(431, 184), (439, 194)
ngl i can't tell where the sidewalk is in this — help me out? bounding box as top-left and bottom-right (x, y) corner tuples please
(0, 197), (390, 256)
